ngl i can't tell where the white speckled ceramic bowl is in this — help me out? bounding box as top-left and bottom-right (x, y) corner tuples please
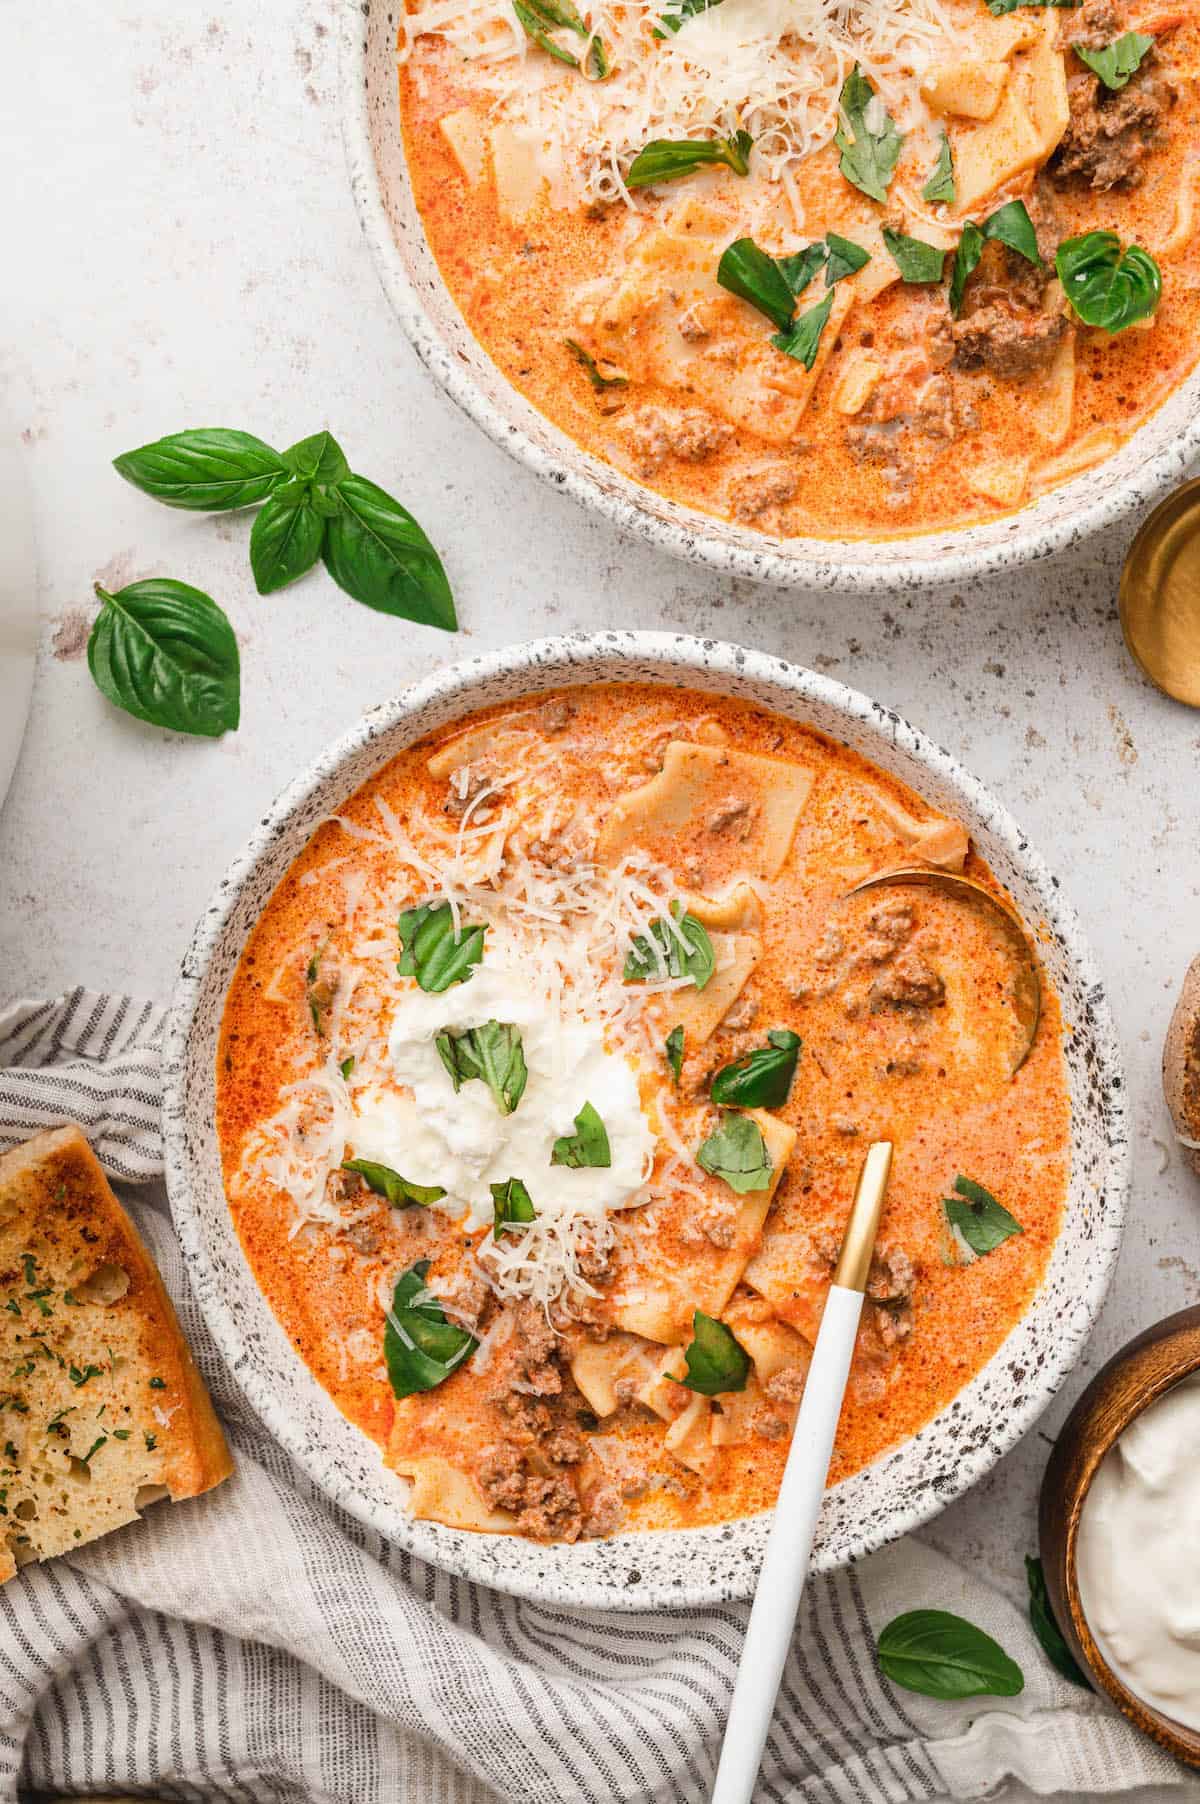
(339, 1), (1200, 592)
(164, 634), (1129, 1609)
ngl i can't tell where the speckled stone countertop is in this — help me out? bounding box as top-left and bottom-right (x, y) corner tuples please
(3, 3), (1200, 1798)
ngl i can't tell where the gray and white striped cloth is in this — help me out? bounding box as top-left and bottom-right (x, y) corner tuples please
(0, 990), (1185, 1804)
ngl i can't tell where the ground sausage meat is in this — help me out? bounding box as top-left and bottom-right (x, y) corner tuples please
(731, 463), (800, 521)
(953, 307), (1068, 379)
(868, 955), (946, 1013)
(626, 406), (732, 474)
(1052, 13), (1173, 192)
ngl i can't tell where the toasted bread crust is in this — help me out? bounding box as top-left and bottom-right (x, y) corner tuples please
(1164, 955), (1200, 1179)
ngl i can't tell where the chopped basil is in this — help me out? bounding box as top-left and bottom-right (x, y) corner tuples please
(710, 1029), (800, 1108)
(949, 221), (985, 316)
(550, 1101), (612, 1169)
(79, 1435), (108, 1467)
(665, 1025), (685, 1084)
(1056, 232), (1162, 333)
(771, 290), (835, 370)
(943, 1175), (1022, 1256)
(342, 1159), (446, 1209)
(877, 1609), (1024, 1698)
(655, 0), (722, 35)
(949, 200), (1040, 317)
(778, 242), (829, 299)
(624, 904), (715, 990)
(383, 1260), (478, 1397)
(512, 0), (608, 77)
(717, 237), (798, 333)
(1075, 30), (1153, 90)
(882, 228), (947, 286)
(835, 65), (903, 204)
(675, 1310), (751, 1396)
(697, 1112), (774, 1194)
(149, 1376), (166, 1390)
(1026, 1555), (1091, 1689)
(986, 0), (1076, 11)
(823, 233), (870, 286)
(627, 131), (751, 188)
(68, 1363), (103, 1388)
(435, 1020), (528, 1115)
(923, 130), (955, 204)
(398, 901), (486, 992)
(491, 1177), (537, 1239)
(340, 1056), (355, 1081)
(565, 339), (628, 392)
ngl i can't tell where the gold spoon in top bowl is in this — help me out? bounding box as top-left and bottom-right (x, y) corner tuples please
(1119, 478), (1200, 709)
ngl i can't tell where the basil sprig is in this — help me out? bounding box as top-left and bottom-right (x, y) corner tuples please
(88, 580), (240, 739)
(1075, 30), (1153, 90)
(877, 1610), (1024, 1699)
(710, 1029), (800, 1109)
(398, 902), (487, 992)
(923, 130), (955, 205)
(882, 228), (947, 286)
(1026, 1556), (1091, 1689)
(491, 1176), (536, 1239)
(624, 905), (715, 990)
(551, 1101), (612, 1168)
(943, 1174), (1022, 1256)
(628, 132), (752, 187)
(436, 1021), (528, 1115)
(665, 1025), (685, 1084)
(342, 1159), (446, 1208)
(114, 427), (456, 630)
(383, 1260), (478, 1397)
(835, 65), (903, 204)
(512, 0), (608, 78)
(675, 1310), (751, 1396)
(697, 1112), (773, 1193)
(1055, 232), (1162, 333)
(949, 199), (1041, 316)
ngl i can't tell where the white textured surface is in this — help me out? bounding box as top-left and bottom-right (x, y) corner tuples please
(2, 1), (1199, 1795)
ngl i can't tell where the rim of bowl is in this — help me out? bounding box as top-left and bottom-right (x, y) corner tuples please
(337, 0), (1200, 595)
(163, 631), (1129, 1609)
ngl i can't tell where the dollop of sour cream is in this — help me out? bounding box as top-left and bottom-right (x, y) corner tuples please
(349, 966), (655, 1232)
(1076, 1373), (1200, 1731)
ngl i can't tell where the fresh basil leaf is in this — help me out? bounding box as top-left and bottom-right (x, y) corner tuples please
(665, 1025), (685, 1084)
(717, 237), (798, 333)
(342, 1159), (446, 1208)
(923, 130), (955, 204)
(697, 1112), (773, 1194)
(112, 429), (288, 512)
(550, 1101), (612, 1168)
(491, 1176), (537, 1239)
(340, 1056), (355, 1080)
(512, 0), (607, 76)
(878, 1610), (1024, 1699)
(627, 131), (752, 187)
(1056, 231), (1162, 333)
(882, 228), (947, 286)
(984, 198), (1042, 267)
(777, 242), (828, 299)
(282, 430), (350, 486)
(323, 473), (456, 631)
(710, 1028), (800, 1108)
(824, 233), (870, 286)
(249, 491), (325, 594)
(986, 0), (1077, 11)
(835, 65), (903, 203)
(383, 1260), (477, 1397)
(771, 290), (835, 369)
(949, 220), (985, 316)
(655, 0), (722, 35)
(435, 1020), (528, 1114)
(675, 1310), (751, 1396)
(1025, 1556), (1091, 1689)
(88, 580), (240, 738)
(1075, 30), (1153, 89)
(624, 905), (716, 990)
(944, 1174), (1022, 1256)
(565, 339), (628, 391)
(398, 901), (487, 992)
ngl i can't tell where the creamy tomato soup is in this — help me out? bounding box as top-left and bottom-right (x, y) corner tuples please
(217, 686), (1070, 1542)
(396, 0), (1199, 538)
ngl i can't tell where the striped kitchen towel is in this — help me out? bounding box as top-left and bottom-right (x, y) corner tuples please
(0, 990), (1187, 1804)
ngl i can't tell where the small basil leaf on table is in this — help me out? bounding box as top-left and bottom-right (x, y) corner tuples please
(717, 237), (799, 333)
(88, 579), (240, 738)
(398, 901), (487, 992)
(823, 233), (870, 286)
(282, 430), (351, 485)
(249, 490), (326, 594)
(697, 1112), (773, 1193)
(565, 339), (628, 391)
(113, 429), (288, 510)
(491, 1176), (536, 1239)
(1025, 1556), (1091, 1689)
(342, 1159), (446, 1208)
(877, 1609), (1024, 1699)
(675, 1310), (751, 1396)
(710, 1028), (800, 1108)
(624, 906), (715, 989)
(665, 1025), (685, 1084)
(771, 290), (835, 369)
(384, 1260), (478, 1397)
(1075, 30), (1153, 90)
(1055, 232), (1162, 332)
(882, 228), (947, 286)
(323, 473), (457, 631)
(923, 130), (955, 204)
(943, 1174), (1022, 1256)
(835, 65), (903, 203)
(627, 131), (752, 187)
(551, 1101), (612, 1168)
(435, 1020), (528, 1114)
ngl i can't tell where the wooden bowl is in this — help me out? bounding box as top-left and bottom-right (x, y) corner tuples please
(1040, 1305), (1200, 1765)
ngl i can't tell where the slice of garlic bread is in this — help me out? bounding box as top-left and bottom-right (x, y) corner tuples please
(0, 1125), (231, 1579)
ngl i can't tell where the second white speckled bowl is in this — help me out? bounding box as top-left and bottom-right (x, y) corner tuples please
(163, 633), (1129, 1609)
